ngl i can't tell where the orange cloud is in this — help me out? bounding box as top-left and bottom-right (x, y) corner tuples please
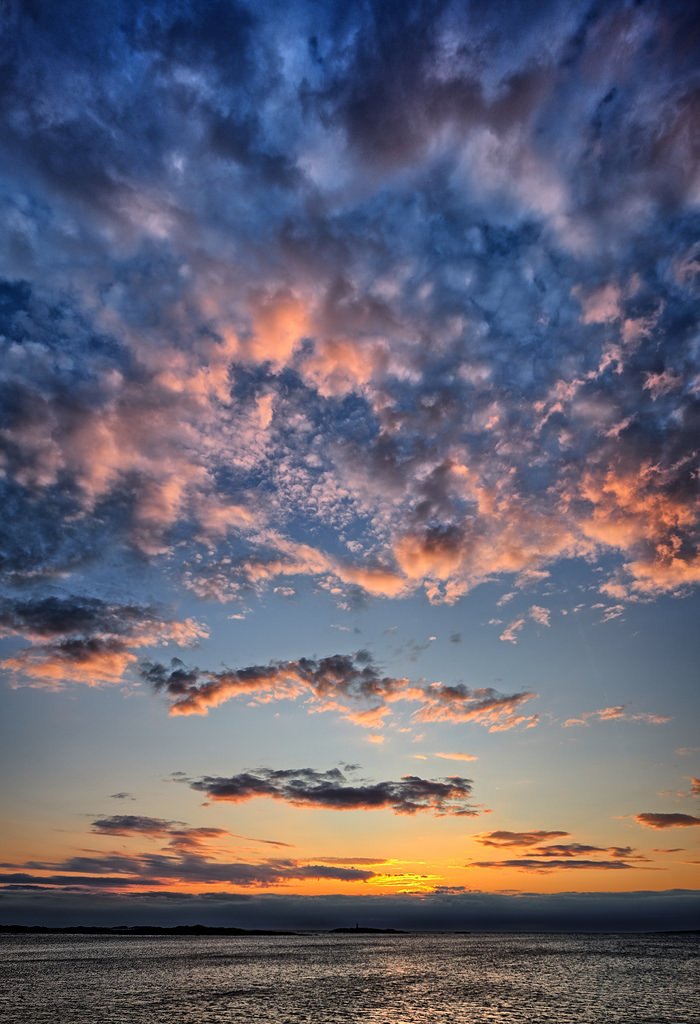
(0, 597), (208, 689)
(579, 464), (698, 594)
(415, 684), (538, 731)
(434, 752), (478, 763)
(2, 643), (136, 688)
(299, 337), (389, 397)
(564, 706), (671, 727)
(248, 289), (310, 365)
(394, 529), (464, 580)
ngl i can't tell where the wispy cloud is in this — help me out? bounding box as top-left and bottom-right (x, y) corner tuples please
(470, 858), (635, 872)
(470, 829), (648, 871)
(499, 619), (526, 645)
(529, 606), (551, 628)
(474, 830), (570, 848)
(433, 752), (478, 763)
(2, 813), (371, 893)
(563, 706), (671, 728)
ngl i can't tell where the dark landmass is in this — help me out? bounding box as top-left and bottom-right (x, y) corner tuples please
(2, 925), (696, 937)
(0, 924), (296, 936)
(330, 927), (408, 934)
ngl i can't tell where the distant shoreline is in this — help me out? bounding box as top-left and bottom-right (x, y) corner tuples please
(0, 924), (407, 936)
(0, 925), (297, 936)
(1, 925), (698, 937)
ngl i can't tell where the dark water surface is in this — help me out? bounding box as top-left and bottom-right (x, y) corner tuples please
(0, 932), (697, 1023)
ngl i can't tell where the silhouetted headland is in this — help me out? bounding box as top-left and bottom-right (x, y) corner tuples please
(329, 926), (408, 933)
(0, 924), (297, 936)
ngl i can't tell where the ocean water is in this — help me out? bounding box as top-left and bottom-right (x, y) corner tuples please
(0, 932), (697, 1024)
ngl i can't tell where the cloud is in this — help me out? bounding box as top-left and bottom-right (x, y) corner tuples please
(691, 778), (700, 797)
(635, 813), (700, 830)
(415, 684), (538, 731)
(0, 872), (164, 889)
(91, 815), (187, 837)
(89, 814), (294, 852)
(143, 650), (537, 732)
(529, 605), (551, 627)
(499, 618), (525, 645)
(433, 752), (478, 763)
(185, 766), (477, 816)
(471, 829), (648, 871)
(142, 650), (408, 720)
(563, 706), (671, 728)
(474, 830), (570, 848)
(0, 0), (695, 622)
(0, 859), (375, 891)
(2, 888), (699, 933)
(470, 858), (635, 872)
(0, 595), (207, 688)
(3, 812), (375, 892)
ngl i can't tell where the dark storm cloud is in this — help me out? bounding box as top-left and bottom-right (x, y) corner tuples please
(142, 650), (536, 731)
(635, 813), (700, 829)
(185, 765), (476, 816)
(0, 0), (695, 616)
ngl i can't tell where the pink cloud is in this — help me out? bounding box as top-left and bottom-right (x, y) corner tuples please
(563, 706), (670, 728)
(499, 618), (525, 644)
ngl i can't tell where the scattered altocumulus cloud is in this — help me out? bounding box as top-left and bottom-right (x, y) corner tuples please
(0, 0), (696, 625)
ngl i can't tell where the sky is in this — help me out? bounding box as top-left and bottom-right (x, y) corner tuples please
(0, 0), (699, 931)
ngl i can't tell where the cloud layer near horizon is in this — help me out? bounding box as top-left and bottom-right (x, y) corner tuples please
(2, 888), (698, 934)
(470, 829), (649, 872)
(0, 813), (381, 893)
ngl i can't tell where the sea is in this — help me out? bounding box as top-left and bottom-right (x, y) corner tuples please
(0, 932), (698, 1023)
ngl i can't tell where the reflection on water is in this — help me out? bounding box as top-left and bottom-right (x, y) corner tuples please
(0, 932), (697, 1023)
